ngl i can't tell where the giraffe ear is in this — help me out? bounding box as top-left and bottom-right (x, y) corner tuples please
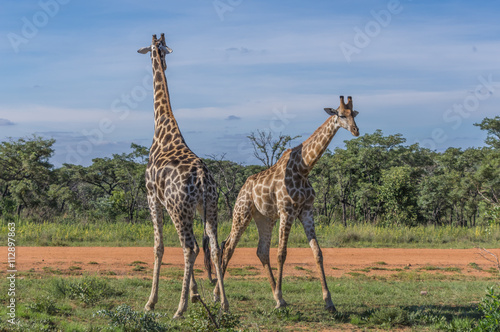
(159, 45), (173, 54)
(352, 110), (359, 118)
(324, 108), (338, 116)
(137, 46), (151, 54)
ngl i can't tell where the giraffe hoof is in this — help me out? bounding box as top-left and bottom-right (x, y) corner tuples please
(275, 300), (288, 309)
(173, 312), (184, 320)
(145, 303), (154, 311)
(325, 304), (337, 313)
(221, 300), (229, 312)
(191, 294), (200, 303)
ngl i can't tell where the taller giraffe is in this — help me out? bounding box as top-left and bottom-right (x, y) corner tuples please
(216, 96), (359, 312)
(138, 34), (228, 318)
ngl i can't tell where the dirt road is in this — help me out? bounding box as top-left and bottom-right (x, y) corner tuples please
(8, 247), (500, 278)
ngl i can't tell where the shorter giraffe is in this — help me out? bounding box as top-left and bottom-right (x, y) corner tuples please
(216, 96), (359, 312)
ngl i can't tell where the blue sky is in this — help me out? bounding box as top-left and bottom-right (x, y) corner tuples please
(1, 0), (499, 166)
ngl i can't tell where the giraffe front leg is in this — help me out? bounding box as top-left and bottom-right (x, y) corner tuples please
(299, 208), (336, 312)
(213, 198), (253, 302)
(274, 214), (294, 309)
(145, 199), (164, 311)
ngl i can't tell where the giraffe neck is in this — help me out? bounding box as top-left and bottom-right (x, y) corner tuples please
(299, 116), (340, 175)
(151, 54), (186, 146)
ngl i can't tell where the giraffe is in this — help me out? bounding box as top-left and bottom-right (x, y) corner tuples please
(138, 34), (228, 318)
(215, 96), (359, 312)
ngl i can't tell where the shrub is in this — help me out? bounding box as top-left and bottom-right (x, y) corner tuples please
(185, 301), (240, 332)
(27, 296), (60, 316)
(474, 286), (500, 332)
(95, 305), (169, 332)
(52, 276), (120, 306)
(368, 307), (409, 327)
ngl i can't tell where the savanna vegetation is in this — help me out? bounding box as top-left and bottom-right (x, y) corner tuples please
(1, 118), (499, 331)
(0, 117), (498, 231)
(0, 272), (499, 331)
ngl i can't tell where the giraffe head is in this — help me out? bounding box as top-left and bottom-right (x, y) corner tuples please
(137, 33), (173, 70)
(324, 96), (359, 137)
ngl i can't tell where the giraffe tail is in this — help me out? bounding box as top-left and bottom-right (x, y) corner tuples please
(220, 233), (231, 273)
(199, 170), (214, 284)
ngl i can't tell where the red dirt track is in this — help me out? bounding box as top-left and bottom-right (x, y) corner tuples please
(9, 247), (500, 278)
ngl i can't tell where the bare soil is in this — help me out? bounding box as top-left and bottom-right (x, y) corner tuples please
(7, 247), (500, 279)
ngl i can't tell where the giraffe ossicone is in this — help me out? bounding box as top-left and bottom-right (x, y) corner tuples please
(216, 95), (360, 312)
(141, 33), (228, 318)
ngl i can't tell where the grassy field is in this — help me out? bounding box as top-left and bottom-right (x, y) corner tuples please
(0, 271), (499, 331)
(2, 218), (500, 330)
(2, 218), (500, 249)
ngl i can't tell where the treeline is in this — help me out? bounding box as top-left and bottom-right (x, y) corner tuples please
(0, 116), (498, 227)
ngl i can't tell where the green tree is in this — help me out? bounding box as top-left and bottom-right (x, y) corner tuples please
(310, 150), (338, 224)
(205, 154), (246, 221)
(474, 116), (500, 149)
(378, 166), (418, 226)
(344, 130), (407, 223)
(474, 116), (500, 226)
(417, 165), (453, 225)
(69, 144), (149, 222)
(111, 143), (149, 222)
(0, 135), (55, 217)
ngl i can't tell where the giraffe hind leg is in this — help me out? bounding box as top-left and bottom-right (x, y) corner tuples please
(190, 239), (200, 303)
(202, 228), (214, 284)
(145, 198), (164, 311)
(254, 212), (277, 293)
(205, 218), (229, 311)
(173, 215), (198, 319)
(300, 208), (336, 312)
(274, 213), (295, 309)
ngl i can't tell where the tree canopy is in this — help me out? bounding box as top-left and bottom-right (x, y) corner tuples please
(0, 117), (498, 227)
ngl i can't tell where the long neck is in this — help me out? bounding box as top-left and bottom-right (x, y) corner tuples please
(151, 54), (185, 146)
(300, 116), (340, 174)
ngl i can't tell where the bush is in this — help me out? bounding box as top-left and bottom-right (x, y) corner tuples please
(95, 305), (169, 332)
(27, 296), (60, 316)
(474, 286), (500, 332)
(185, 301), (240, 332)
(52, 276), (121, 306)
(368, 307), (409, 327)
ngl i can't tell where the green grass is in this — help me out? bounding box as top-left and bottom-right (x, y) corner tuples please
(129, 261), (147, 265)
(227, 266), (260, 277)
(468, 262), (483, 271)
(132, 265), (146, 272)
(2, 217), (500, 248)
(418, 265), (463, 273)
(160, 267), (185, 278)
(0, 274), (497, 331)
